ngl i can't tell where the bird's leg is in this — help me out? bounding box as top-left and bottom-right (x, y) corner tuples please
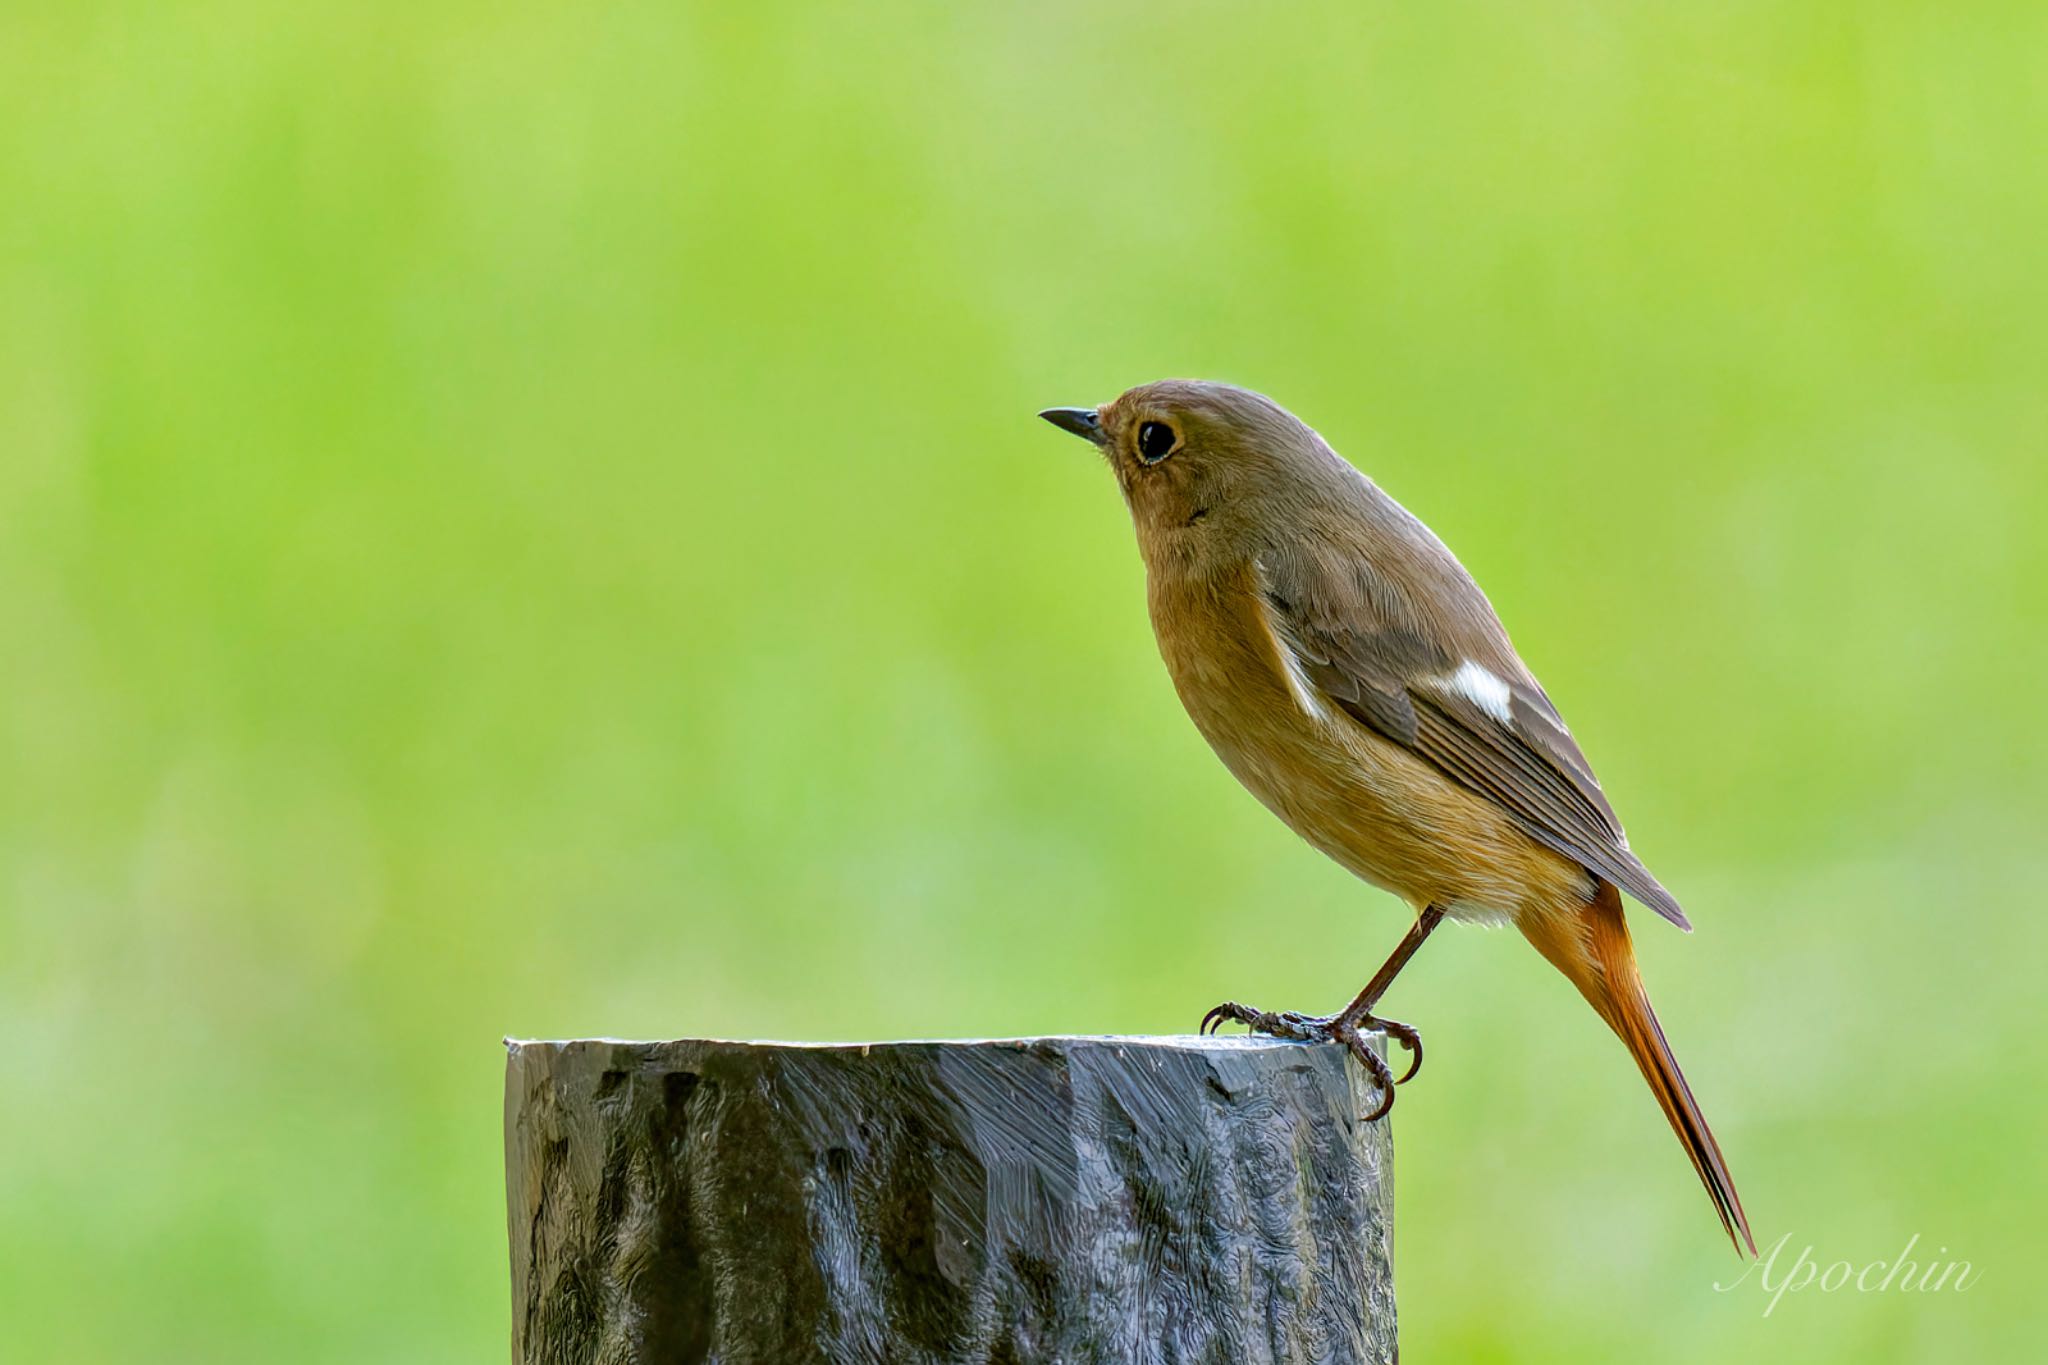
(1200, 906), (1447, 1120)
(1326, 903), (1445, 1077)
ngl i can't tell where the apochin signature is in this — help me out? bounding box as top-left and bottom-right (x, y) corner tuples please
(1715, 1233), (1980, 1316)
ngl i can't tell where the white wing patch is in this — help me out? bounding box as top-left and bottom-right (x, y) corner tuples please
(1442, 660), (1513, 723)
(1271, 627), (1332, 724)
(1253, 557), (1331, 725)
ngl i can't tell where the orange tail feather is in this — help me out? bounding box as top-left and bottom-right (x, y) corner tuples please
(1521, 881), (1755, 1255)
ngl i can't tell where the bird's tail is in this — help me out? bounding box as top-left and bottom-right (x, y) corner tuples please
(1520, 881), (1755, 1255)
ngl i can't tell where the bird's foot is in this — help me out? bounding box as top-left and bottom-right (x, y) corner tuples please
(1198, 1001), (1422, 1121)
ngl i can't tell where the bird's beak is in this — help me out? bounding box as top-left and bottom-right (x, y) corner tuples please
(1038, 406), (1106, 446)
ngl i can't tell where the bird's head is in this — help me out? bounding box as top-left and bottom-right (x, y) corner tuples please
(1040, 380), (1357, 560)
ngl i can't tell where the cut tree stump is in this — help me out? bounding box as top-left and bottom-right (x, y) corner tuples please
(505, 1035), (1396, 1364)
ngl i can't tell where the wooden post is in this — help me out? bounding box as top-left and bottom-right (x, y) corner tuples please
(505, 1036), (1396, 1363)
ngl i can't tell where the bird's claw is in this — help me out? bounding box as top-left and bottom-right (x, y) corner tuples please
(1197, 999), (1423, 1121)
(1199, 1001), (1314, 1038)
(1378, 1016), (1424, 1084)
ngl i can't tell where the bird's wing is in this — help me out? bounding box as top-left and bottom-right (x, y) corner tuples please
(1257, 554), (1690, 930)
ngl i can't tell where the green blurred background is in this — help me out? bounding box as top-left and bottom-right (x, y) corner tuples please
(3, 2), (2043, 1360)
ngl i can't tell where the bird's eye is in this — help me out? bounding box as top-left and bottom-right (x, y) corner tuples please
(1136, 421), (1177, 464)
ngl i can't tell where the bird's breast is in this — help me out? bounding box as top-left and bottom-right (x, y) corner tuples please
(1145, 561), (1583, 922)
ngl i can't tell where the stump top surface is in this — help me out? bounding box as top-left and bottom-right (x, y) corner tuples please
(505, 1034), (1377, 1063)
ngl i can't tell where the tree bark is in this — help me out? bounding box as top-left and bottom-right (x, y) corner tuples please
(505, 1036), (1396, 1364)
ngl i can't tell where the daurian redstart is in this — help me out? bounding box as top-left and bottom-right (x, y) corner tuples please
(1042, 380), (1753, 1254)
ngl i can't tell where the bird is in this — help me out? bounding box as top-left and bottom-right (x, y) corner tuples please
(1040, 379), (1753, 1254)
